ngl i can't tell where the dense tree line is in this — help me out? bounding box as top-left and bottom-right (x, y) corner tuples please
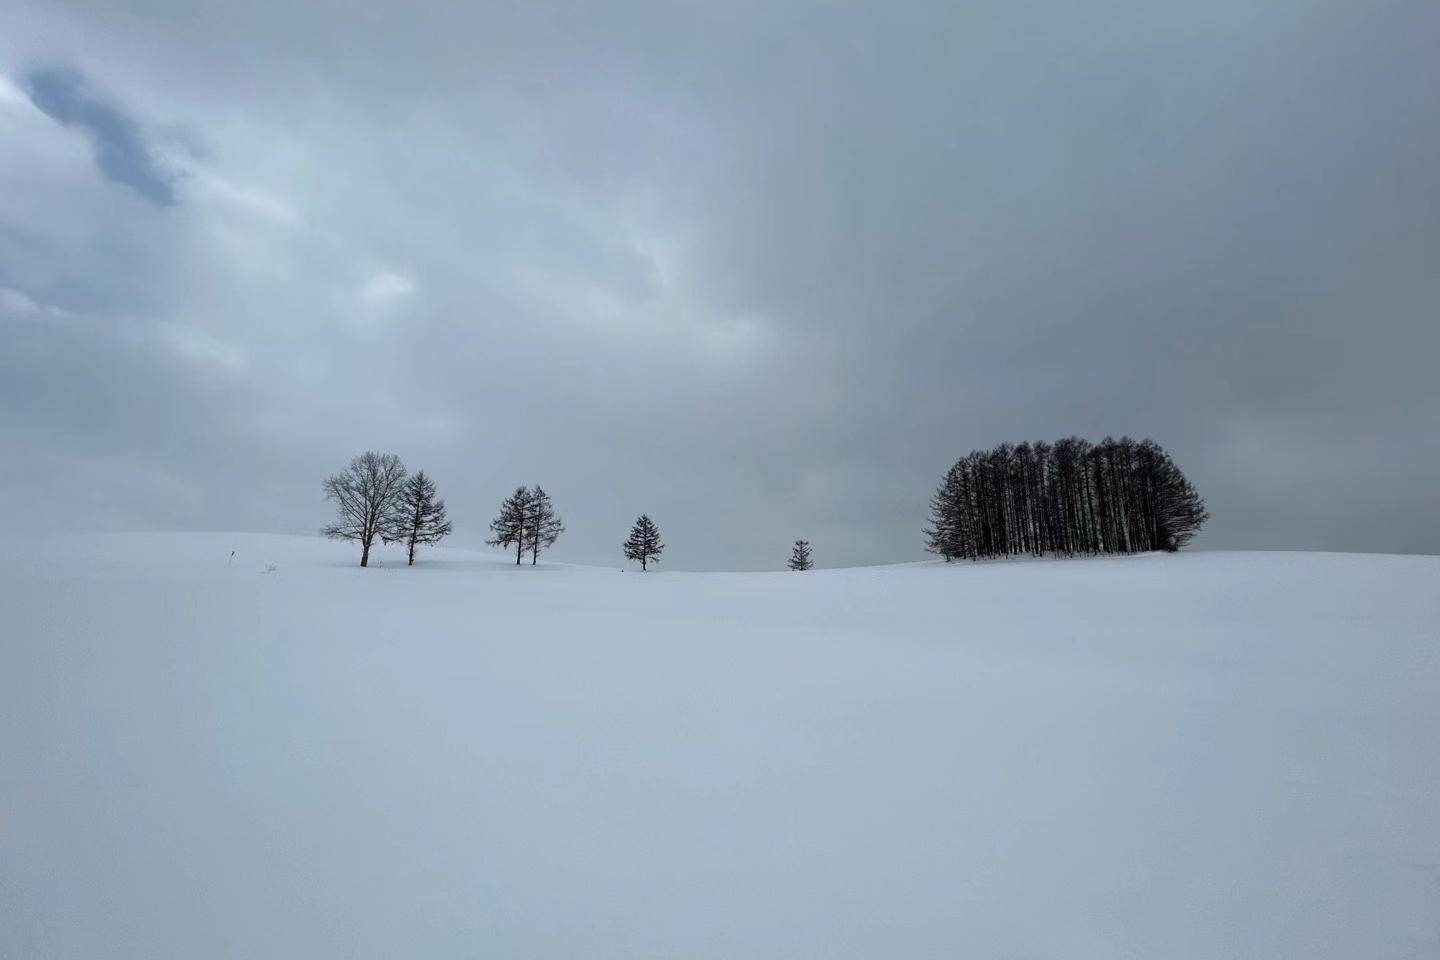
(925, 437), (1207, 560)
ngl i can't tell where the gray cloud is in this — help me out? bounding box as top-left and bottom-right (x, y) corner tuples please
(22, 64), (178, 207)
(0, 0), (1437, 570)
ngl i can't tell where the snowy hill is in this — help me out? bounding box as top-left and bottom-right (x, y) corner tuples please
(3, 533), (1437, 959)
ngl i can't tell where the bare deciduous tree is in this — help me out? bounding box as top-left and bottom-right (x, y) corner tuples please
(322, 451), (408, 567)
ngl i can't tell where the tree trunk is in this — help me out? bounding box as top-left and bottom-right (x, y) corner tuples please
(361, 538), (371, 567)
(516, 538), (522, 565)
(408, 538), (416, 566)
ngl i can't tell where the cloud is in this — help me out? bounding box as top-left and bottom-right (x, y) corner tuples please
(361, 270), (417, 305)
(21, 64), (179, 207)
(0, 0), (1437, 570)
(0, 285), (73, 320)
(157, 323), (249, 373)
(0, 286), (40, 316)
(0, 73), (34, 112)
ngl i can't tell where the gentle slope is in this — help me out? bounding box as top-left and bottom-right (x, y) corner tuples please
(2, 533), (1437, 959)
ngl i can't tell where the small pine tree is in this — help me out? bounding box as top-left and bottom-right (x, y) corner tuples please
(622, 514), (664, 571)
(487, 486), (533, 565)
(525, 486), (565, 565)
(387, 470), (453, 565)
(788, 539), (813, 571)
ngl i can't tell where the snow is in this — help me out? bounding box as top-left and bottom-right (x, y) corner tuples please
(2, 532), (1437, 959)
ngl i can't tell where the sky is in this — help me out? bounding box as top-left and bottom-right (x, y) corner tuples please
(1, 0), (1437, 569)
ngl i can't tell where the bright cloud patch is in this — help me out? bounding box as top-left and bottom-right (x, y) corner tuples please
(361, 270), (417, 305)
(0, 286), (41, 316)
(0, 286), (72, 320)
(158, 323), (248, 373)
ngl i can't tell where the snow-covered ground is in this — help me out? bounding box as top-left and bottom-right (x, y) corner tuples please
(2, 533), (1437, 959)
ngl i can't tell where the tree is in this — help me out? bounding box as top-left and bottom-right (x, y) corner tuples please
(524, 486), (564, 565)
(487, 486), (533, 565)
(388, 470), (452, 566)
(321, 451), (408, 567)
(924, 462), (965, 560)
(788, 539), (813, 571)
(623, 514), (664, 571)
(1148, 445), (1209, 552)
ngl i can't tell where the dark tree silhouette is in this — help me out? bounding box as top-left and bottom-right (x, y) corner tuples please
(623, 515), (664, 571)
(525, 486), (565, 565)
(487, 486), (533, 565)
(387, 470), (452, 565)
(788, 539), (813, 571)
(321, 451), (408, 567)
(925, 437), (1207, 560)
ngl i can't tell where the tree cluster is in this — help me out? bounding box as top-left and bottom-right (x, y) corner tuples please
(925, 437), (1207, 560)
(488, 485), (565, 565)
(322, 452), (452, 566)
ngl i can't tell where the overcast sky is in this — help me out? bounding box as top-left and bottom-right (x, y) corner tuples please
(1, 0), (1436, 569)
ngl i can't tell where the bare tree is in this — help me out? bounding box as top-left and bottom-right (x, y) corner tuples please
(388, 470), (453, 566)
(788, 539), (813, 571)
(622, 514), (664, 571)
(487, 486), (533, 565)
(525, 486), (564, 565)
(321, 451), (408, 567)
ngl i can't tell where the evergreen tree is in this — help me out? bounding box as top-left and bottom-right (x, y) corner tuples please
(524, 486), (565, 565)
(924, 463), (965, 560)
(487, 486), (533, 565)
(387, 470), (452, 566)
(788, 539), (813, 571)
(623, 514), (664, 571)
(321, 451), (408, 567)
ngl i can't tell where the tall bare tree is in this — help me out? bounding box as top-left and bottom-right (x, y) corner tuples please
(322, 451), (408, 567)
(524, 486), (564, 565)
(388, 470), (453, 566)
(623, 514), (664, 571)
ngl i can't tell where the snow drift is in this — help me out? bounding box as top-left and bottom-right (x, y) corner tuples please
(2, 533), (1436, 958)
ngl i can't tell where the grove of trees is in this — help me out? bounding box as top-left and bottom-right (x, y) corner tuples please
(623, 515), (664, 571)
(925, 436), (1207, 560)
(321, 452), (452, 566)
